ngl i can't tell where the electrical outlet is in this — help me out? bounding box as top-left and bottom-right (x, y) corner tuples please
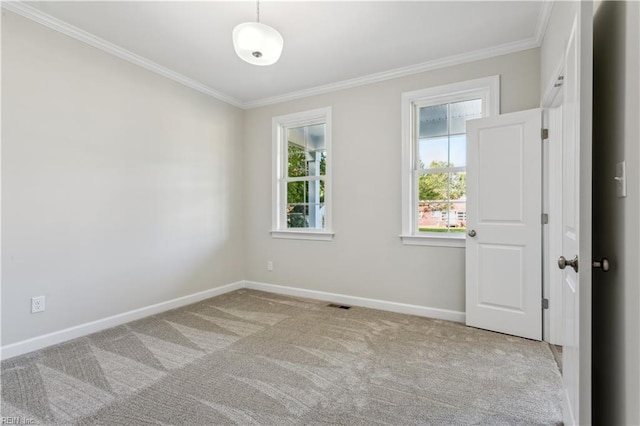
(31, 296), (45, 313)
(267, 261), (274, 271)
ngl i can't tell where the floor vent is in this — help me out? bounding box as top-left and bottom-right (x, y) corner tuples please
(327, 303), (351, 310)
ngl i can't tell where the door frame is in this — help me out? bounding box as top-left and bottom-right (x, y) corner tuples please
(542, 90), (565, 346)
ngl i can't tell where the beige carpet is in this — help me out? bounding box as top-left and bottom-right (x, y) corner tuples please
(1, 289), (562, 425)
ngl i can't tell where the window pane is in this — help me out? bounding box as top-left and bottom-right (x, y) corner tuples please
(286, 179), (324, 202)
(288, 143), (307, 177)
(418, 137), (448, 168)
(287, 181), (307, 204)
(418, 205), (468, 233)
(287, 126), (306, 146)
(418, 172), (448, 202)
(287, 124), (326, 177)
(449, 135), (466, 167)
(450, 99), (482, 135)
(418, 202), (449, 232)
(449, 171), (466, 201)
(419, 104), (448, 138)
(286, 203), (325, 229)
(307, 124), (326, 151)
(287, 204), (308, 228)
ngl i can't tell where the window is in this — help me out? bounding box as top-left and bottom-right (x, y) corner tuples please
(401, 76), (499, 247)
(272, 107), (333, 241)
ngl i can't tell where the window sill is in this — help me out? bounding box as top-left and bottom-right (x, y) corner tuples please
(400, 234), (466, 248)
(271, 230), (335, 241)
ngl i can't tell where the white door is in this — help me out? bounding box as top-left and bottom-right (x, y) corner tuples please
(465, 108), (542, 340)
(560, 4), (592, 424)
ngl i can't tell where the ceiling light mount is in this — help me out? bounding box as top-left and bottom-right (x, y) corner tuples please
(232, 0), (283, 66)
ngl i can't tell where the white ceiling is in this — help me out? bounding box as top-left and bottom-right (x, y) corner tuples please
(10, 1), (550, 108)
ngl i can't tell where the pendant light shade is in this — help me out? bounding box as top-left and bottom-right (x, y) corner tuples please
(232, 22), (283, 66)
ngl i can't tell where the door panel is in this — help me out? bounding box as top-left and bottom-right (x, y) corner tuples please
(478, 244), (524, 311)
(477, 125), (525, 223)
(466, 108), (542, 341)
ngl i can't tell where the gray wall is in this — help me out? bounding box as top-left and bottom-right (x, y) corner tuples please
(1, 12), (246, 345)
(243, 49), (540, 314)
(593, 2), (640, 425)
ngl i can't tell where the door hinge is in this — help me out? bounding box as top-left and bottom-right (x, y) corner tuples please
(542, 213), (549, 224)
(541, 128), (549, 140)
(542, 298), (549, 310)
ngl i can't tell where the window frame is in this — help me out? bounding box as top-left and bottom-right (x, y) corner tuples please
(400, 76), (500, 247)
(271, 107), (333, 241)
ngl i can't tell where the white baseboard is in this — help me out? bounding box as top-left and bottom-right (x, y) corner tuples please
(0, 281), (244, 360)
(1, 279), (465, 360)
(244, 280), (466, 324)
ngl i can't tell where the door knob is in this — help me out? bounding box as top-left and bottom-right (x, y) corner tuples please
(468, 229), (477, 237)
(592, 258), (610, 272)
(558, 255), (579, 273)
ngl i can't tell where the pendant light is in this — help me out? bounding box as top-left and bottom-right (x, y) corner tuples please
(232, 0), (284, 66)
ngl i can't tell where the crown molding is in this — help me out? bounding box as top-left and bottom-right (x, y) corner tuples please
(1, 1), (244, 109)
(243, 36), (540, 109)
(535, 0), (555, 46)
(3, 1), (553, 111)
